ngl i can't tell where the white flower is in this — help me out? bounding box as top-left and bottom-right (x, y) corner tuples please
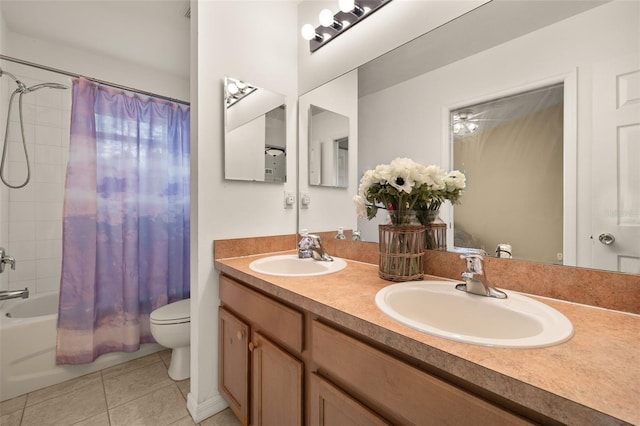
(384, 158), (416, 193)
(423, 165), (446, 190)
(444, 170), (466, 191)
(353, 195), (368, 218)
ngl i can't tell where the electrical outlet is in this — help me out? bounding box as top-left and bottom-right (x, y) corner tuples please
(556, 252), (563, 261)
(284, 191), (295, 209)
(300, 192), (310, 209)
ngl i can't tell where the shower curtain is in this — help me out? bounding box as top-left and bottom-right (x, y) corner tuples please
(56, 78), (190, 364)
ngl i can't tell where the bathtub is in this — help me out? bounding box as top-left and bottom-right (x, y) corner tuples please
(0, 291), (163, 402)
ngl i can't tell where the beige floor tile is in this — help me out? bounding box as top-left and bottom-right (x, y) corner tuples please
(104, 360), (173, 408)
(0, 409), (23, 426)
(200, 408), (242, 426)
(26, 371), (102, 406)
(168, 415), (198, 426)
(159, 349), (172, 368)
(0, 394), (26, 416)
(21, 381), (106, 426)
(101, 353), (163, 381)
(176, 378), (190, 399)
(108, 384), (189, 426)
(71, 411), (110, 426)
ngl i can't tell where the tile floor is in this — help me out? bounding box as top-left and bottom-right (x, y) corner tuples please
(0, 350), (242, 426)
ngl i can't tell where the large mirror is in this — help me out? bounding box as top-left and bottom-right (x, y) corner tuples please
(309, 105), (349, 188)
(224, 77), (287, 183)
(298, 0), (640, 274)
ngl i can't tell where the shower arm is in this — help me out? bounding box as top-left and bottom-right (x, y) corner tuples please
(0, 67), (27, 92)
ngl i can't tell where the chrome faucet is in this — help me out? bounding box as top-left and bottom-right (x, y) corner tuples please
(0, 287), (29, 301)
(456, 254), (507, 299)
(308, 234), (333, 262)
(0, 247), (16, 273)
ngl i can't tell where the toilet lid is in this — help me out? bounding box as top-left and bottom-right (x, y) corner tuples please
(150, 298), (190, 324)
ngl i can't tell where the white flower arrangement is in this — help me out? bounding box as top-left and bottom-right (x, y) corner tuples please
(354, 157), (466, 224)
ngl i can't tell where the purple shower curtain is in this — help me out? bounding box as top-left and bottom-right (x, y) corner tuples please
(56, 78), (190, 364)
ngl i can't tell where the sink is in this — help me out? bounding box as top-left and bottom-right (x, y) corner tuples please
(249, 254), (347, 277)
(375, 281), (573, 348)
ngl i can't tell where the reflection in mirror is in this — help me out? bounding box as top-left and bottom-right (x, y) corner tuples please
(224, 77), (286, 183)
(452, 84), (564, 265)
(309, 105), (349, 188)
(303, 0), (639, 273)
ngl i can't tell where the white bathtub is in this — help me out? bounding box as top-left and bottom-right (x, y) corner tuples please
(0, 291), (163, 402)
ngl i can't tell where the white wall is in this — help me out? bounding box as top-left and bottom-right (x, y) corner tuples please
(190, 0), (298, 421)
(358, 0), (639, 266)
(3, 31), (188, 102)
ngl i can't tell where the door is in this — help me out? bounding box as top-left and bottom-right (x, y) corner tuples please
(309, 373), (390, 426)
(250, 330), (303, 426)
(592, 54), (640, 273)
(219, 307), (250, 425)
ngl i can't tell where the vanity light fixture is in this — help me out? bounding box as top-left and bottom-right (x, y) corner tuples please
(301, 0), (392, 52)
(224, 77), (256, 107)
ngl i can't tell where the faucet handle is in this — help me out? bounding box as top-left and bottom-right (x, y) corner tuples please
(460, 253), (484, 273)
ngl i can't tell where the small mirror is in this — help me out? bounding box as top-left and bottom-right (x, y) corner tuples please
(224, 76), (286, 183)
(308, 105), (349, 188)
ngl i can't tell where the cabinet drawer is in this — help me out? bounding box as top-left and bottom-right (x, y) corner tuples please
(220, 275), (303, 353)
(312, 321), (532, 425)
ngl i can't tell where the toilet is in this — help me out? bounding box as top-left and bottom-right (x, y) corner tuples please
(150, 298), (191, 380)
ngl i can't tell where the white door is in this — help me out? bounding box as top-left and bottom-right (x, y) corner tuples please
(592, 54), (640, 273)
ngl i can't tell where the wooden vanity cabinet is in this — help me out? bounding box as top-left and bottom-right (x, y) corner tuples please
(219, 273), (535, 425)
(218, 275), (304, 426)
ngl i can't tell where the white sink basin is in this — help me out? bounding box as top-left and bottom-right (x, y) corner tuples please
(375, 281), (573, 348)
(249, 254), (347, 277)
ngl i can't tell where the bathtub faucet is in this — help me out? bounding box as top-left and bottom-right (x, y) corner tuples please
(0, 247), (16, 273)
(0, 288), (29, 301)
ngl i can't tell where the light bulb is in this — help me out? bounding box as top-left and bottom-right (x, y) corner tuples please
(339, 0), (355, 12)
(236, 81), (247, 91)
(319, 9), (334, 27)
(301, 24), (317, 41)
(227, 83), (239, 95)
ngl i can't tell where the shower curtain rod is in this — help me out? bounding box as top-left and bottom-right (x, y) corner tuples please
(0, 55), (190, 106)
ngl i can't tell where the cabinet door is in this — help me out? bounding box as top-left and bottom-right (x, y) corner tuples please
(309, 373), (390, 426)
(219, 307), (249, 425)
(250, 330), (303, 426)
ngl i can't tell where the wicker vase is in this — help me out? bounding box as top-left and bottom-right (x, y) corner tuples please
(378, 211), (425, 282)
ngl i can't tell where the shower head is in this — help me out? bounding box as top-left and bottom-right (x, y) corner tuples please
(23, 82), (68, 93)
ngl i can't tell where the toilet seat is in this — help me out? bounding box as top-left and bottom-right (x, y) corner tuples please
(150, 299), (190, 325)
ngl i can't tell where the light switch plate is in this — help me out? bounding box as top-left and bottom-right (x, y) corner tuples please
(284, 191), (295, 209)
(300, 192), (310, 209)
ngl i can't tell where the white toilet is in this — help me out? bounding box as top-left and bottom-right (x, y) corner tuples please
(150, 298), (191, 381)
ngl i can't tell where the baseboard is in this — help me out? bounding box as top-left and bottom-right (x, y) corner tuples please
(186, 392), (229, 424)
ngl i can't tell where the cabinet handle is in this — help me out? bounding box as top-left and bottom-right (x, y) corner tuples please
(249, 342), (257, 352)
(236, 330), (245, 340)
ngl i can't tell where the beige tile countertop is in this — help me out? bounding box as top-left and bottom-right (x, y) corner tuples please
(215, 252), (640, 426)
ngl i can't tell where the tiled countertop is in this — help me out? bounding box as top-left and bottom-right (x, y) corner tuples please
(215, 252), (639, 425)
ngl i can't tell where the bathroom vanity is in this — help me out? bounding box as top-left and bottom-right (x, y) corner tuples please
(215, 251), (639, 425)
